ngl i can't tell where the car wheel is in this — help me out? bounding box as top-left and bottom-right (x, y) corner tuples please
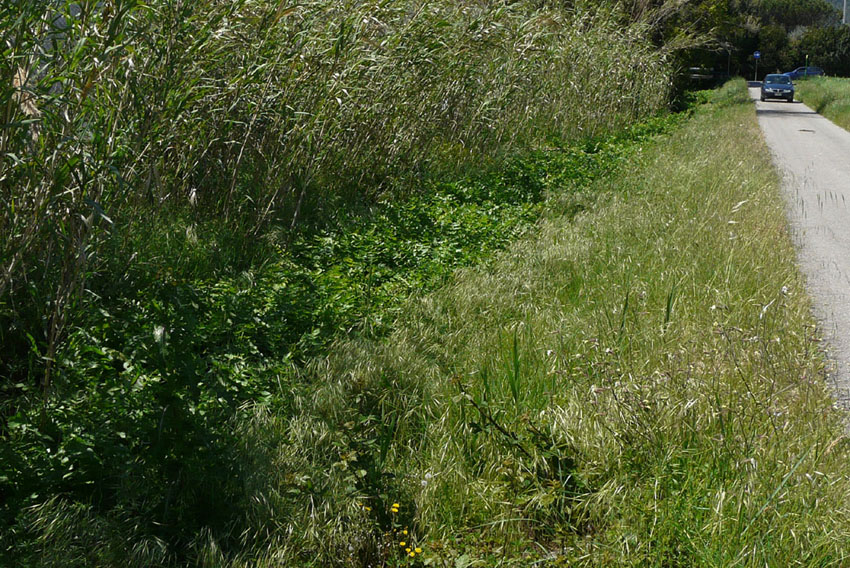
(760, 96), (765, 102)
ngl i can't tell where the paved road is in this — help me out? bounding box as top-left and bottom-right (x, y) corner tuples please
(752, 86), (850, 407)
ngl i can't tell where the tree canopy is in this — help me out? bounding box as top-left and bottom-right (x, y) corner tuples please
(648, 0), (847, 79)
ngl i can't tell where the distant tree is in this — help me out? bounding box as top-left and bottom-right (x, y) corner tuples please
(792, 25), (850, 76)
(718, 0), (840, 78)
(618, 0), (844, 86)
(749, 0), (840, 29)
(757, 24), (791, 72)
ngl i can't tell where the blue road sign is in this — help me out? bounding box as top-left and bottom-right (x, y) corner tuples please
(754, 51), (761, 59)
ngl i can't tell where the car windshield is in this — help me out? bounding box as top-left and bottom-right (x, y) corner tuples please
(766, 75), (791, 84)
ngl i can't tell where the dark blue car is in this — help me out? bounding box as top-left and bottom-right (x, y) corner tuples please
(783, 66), (824, 80)
(760, 74), (795, 102)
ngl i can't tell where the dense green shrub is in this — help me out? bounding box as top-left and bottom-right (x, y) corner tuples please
(793, 25), (850, 76)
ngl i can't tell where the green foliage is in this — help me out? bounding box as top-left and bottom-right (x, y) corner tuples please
(672, 0), (841, 82)
(752, 0), (840, 29)
(793, 25), (850, 76)
(0, 2), (675, 560)
(754, 24), (790, 73)
(219, 80), (850, 566)
(796, 76), (850, 124)
(0, 0), (672, 387)
(0, 107), (682, 564)
(709, 79), (755, 106)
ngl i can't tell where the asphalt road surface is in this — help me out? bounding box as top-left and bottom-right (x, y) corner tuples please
(752, 86), (850, 408)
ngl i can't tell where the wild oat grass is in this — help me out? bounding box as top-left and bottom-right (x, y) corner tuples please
(230, 80), (850, 566)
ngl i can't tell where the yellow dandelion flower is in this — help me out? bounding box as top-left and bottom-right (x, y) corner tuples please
(392, 503), (400, 508)
(402, 529), (408, 535)
(399, 542), (406, 547)
(405, 548), (411, 553)
(364, 506), (371, 511)
(415, 547), (422, 553)
(409, 551), (415, 557)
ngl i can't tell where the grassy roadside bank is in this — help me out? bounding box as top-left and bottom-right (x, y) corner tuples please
(227, 79), (850, 566)
(9, 76), (850, 566)
(795, 76), (850, 128)
(2, 2), (676, 563)
(1, 111), (686, 564)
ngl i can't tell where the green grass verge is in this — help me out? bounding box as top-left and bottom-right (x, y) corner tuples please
(229, 79), (850, 566)
(795, 76), (850, 129)
(11, 80), (850, 566)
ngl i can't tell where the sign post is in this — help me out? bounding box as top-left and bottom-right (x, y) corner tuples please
(754, 51), (761, 81)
